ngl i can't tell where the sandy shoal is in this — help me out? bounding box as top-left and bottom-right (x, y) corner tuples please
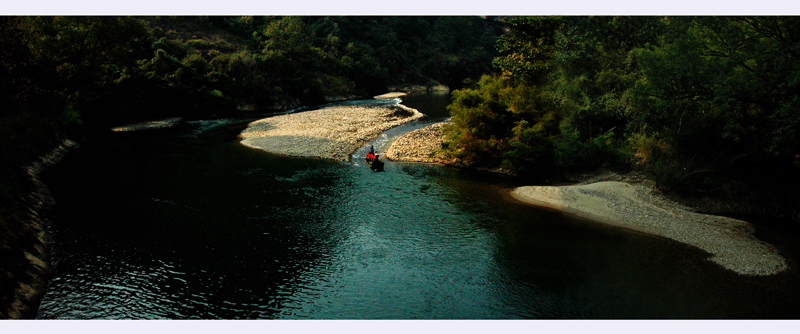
(239, 104), (423, 161)
(511, 181), (788, 276)
(374, 92), (408, 99)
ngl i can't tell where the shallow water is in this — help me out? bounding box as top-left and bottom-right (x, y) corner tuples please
(37, 93), (800, 319)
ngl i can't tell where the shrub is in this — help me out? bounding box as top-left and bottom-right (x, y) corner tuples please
(503, 120), (555, 176)
(185, 38), (211, 49)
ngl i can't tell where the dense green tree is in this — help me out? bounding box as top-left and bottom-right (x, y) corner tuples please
(445, 16), (638, 178)
(629, 17), (800, 192)
(27, 17), (150, 108)
(0, 17), (39, 112)
(444, 75), (561, 176)
(494, 16), (562, 85)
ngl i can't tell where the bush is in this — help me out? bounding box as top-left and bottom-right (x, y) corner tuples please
(553, 126), (630, 173)
(503, 120), (555, 176)
(185, 38), (211, 49)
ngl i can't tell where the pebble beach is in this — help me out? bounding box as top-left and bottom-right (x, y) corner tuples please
(240, 103), (423, 161)
(385, 122), (449, 163)
(510, 181), (788, 276)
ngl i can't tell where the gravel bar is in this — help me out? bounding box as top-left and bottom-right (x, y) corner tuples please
(511, 181), (788, 276)
(239, 104), (423, 161)
(385, 122), (449, 163)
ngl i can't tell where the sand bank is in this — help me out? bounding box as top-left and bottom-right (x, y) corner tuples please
(240, 104), (423, 161)
(111, 117), (183, 132)
(374, 92), (408, 99)
(510, 181), (788, 276)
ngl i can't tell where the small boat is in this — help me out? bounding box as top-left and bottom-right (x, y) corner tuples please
(365, 153), (385, 172)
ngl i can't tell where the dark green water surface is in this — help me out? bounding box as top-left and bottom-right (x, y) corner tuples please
(37, 93), (800, 319)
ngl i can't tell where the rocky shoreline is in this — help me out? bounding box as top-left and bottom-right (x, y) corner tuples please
(385, 122), (449, 163)
(1, 138), (78, 319)
(239, 103), (423, 161)
(510, 181), (788, 276)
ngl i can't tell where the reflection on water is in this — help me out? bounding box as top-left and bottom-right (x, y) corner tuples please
(37, 93), (800, 319)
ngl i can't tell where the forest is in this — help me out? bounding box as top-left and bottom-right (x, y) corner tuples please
(442, 17), (800, 220)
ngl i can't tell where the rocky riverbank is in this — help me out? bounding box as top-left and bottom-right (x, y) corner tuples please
(385, 122), (449, 163)
(239, 103), (423, 161)
(510, 181), (788, 276)
(384, 121), (516, 176)
(1, 138), (78, 319)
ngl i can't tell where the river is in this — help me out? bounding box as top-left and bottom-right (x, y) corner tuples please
(37, 92), (800, 319)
